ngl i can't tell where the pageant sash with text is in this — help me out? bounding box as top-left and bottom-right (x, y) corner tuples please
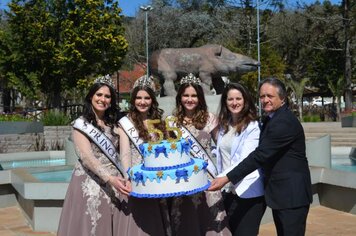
(118, 116), (144, 153)
(179, 125), (218, 178)
(72, 118), (125, 176)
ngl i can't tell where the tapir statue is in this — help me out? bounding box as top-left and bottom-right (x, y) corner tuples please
(149, 44), (259, 96)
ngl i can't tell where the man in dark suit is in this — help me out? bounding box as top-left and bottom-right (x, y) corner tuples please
(209, 77), (312, 236)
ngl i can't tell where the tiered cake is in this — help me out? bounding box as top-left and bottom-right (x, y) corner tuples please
(127, 137), (210, 198)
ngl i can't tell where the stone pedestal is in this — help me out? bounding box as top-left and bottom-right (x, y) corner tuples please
(341, 116), (356, 127)
(65, 137), (77, 165)
(306, 135), (331, 168)
(0, 121), (43, 135)
(157, 95), (221, 116)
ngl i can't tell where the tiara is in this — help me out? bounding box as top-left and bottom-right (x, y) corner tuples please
(133, 75), (156, 92)
(180, 73), (201, 86)
(94, 74), (115, 89)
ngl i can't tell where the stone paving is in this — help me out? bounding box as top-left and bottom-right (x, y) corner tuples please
(1, 205), (356, 235)
(260, 206), (356, 236)
(0, 206), (55, 236)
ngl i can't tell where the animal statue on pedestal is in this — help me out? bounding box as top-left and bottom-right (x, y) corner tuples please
(149, 44), (259, 96)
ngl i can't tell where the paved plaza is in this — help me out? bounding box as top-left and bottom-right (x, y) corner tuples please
(1, 205), (356, 236)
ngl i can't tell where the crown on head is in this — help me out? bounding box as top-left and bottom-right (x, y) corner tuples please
(94, 74), (115, 89)
(180, 73), (201, 86)
(133, 75), (156, 92)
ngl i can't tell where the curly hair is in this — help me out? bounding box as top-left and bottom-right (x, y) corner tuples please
(82, 83), (118, 136)
(129, 86), (165, 142)
(218, 83), (257, 134)
(173, 83), (209, 130)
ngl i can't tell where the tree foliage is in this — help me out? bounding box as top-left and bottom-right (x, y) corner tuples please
(285, 77), (309, 120)
(1, 0), (354, 114)
(267, 1), (354, 110)
(240, 43), (286, 96)
(0, 0), (128, 108)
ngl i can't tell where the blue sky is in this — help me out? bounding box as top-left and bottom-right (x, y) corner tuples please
(0, 0), (150, 16)
(119, 0), (151, 16)
(0, 1), (342, 17)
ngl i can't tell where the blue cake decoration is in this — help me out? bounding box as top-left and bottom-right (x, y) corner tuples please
(154, 145), (167, 158)
(175, 169), (189, 183)
(129, 138), (210, 198)
(138, 137), (191, 159)
(180, 139), (191, 155)
(129, 181), (211, 198)
(133, 171), (145, 186)
(202, 161), (208, 169)
(130, 159), (206, 185)
(141, 158), (194, 171)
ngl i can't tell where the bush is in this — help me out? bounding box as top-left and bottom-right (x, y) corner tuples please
(0, 113), (33, 121)
(303, 115), (321, 122)
(40, 110), (71, 126)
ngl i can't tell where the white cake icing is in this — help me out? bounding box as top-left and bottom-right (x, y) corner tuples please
(139, 139), (191, 168)
(128, 137), (210, 198)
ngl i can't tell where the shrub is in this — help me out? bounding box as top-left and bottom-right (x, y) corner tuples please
(0, 113), (33, 121)
(40, 110), (71, 126)
(303, 115), (321, 122)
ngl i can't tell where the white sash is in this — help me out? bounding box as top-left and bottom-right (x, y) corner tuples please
(72, 118), (125, 177)
(118, 116), (144, 153)
(180, 125), (218, 178)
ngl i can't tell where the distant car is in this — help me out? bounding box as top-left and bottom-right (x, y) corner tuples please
(302, 100), (310, 106)
(312, 99), (331, 107)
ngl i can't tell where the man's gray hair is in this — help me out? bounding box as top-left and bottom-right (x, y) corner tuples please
(259, 77), (288, 105)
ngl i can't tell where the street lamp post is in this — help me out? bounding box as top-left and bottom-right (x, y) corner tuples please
(140, 5), (153, 79)
(256, 0), (262, 117)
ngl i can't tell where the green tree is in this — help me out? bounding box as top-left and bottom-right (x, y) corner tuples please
(266, 1), (352, 122)
(285, 77), (309, 121)
(342, 0), (354, 111)
(241, 44), (286, 96)
(327, 76), (344, 121)
(0, 16), (34, 112)
(302, 2), (344, 98)
(268, 7), (312, 86)
(2, 0), (128, 108)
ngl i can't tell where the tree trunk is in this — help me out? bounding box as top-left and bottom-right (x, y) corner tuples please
(343, 0), (353, 111)
(337, 100), (341, 121)
(298, 100), (303, 121)
(2, 88), (11, 112)
(51, 79), (62, 108)
(11, 89), (16, 112)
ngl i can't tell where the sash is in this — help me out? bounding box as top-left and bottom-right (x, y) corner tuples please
(118, 116), (144, 153)
(179, 125), (218, 178)
(72, 118), (125, 177)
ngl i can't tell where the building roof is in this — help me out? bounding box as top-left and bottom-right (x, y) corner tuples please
(114, 64), (146, 94)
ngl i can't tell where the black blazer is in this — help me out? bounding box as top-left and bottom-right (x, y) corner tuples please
(227, 104), (312, 209)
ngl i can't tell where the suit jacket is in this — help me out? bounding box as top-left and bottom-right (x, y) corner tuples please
(216, 121), (264, 198)
(226, 104), (312, 209)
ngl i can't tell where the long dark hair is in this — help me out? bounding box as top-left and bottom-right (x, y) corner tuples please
(218, 83), (257, 134)
(173, 83), (208, 130)
(129, 86), (165, 141)
(82, 82), (118, 132)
